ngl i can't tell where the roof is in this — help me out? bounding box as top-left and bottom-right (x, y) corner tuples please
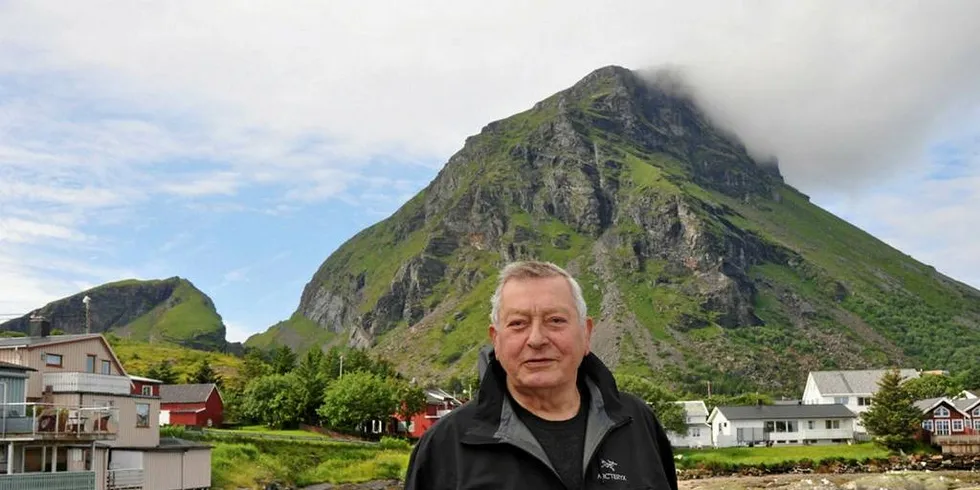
(160, 383), (218, 404)
(675, 400), (709, 419)
(809, 369), (920, 395)
(713, 404), (856, 421)
(108, 437), (212, 452)
(915, 397), (978, 415)
(129, 375), (164, 384)
(0, 333), (103, 348)
(0, 333), (131, 379)
(0, 360), (35, 372)
(424, 388), (461, 405)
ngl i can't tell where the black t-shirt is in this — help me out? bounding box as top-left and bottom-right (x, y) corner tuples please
(509, 382), (590, 489)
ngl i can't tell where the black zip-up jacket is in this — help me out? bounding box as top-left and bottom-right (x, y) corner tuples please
(404, 349), (678, 489)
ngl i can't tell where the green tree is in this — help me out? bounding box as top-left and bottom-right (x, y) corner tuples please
(271, 345), (297, 375)
(189, 359), (221, 385)
(394, 379), (427, 421)
(903, 374), (960, 400)
(615, 374), (686, 434)
(861, 368), (923, 451)
(145, 360), (179, 384)
(295, 347), (328, 425)
(240, 373), (305, 429)
(318, 371), (399, 432)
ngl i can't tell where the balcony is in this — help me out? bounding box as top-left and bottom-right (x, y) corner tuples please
(0, 470), (96, 490)
(107, 468), (143, 489)
(43, 372), (132, 395)
(0, 403), (119, 440)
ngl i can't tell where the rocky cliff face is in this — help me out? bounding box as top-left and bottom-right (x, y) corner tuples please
(247, 65), (980, 394)
(1, 277), (229, 352)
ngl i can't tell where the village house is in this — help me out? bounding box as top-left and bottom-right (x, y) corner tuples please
(159, 383), (224, 429)
(802, 368), (920, 434)
(392, 387), (461, 439)
(667, 401), (711, 448)
(915, 397), (980, 436)
(706, 404), (857, 448)
(0, 316), (211, 490)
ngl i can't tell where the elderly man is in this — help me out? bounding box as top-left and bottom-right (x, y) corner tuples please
(404, 260), (678, 489)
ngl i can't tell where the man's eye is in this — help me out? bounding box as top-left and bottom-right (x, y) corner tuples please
(550, 317), (567, 323)
(508, 320), (526, 327)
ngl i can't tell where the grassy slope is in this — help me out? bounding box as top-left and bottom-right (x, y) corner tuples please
(111, 337), (243, 382)
(120, 279), (226, 349)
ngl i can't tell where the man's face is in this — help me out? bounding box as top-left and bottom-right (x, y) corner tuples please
(489, 275), (593, 392)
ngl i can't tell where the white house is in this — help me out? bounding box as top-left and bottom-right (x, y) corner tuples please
(667, 400), (711, 448)
(802, 369), (920, 433)
(706, 404), (857, 448)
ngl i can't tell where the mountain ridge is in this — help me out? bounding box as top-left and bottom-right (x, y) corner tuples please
(246, 64), (980, 395)
(1, 276), (235, 353)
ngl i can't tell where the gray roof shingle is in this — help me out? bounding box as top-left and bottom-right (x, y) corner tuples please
(676, 400), (709, 418)
(716, 404), (856, 421)
(0, 333), (103, 348)
(160, 383), (217, 404)
(915, 397), (978, 414)
(0, 360), (35, 372)
(810, 369), (920, 395)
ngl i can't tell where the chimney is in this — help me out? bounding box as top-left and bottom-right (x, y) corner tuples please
(29, 313), (52, 338)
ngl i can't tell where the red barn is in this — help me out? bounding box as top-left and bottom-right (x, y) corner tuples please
(160, 383), (224, 428)
(393, 388), (462, 439)
(916, 397), (980, 436)
(129, 374), (163, 397)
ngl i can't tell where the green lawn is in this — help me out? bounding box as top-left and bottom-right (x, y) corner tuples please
(210, 425), (330, 438)
(674, 443), (890, 466)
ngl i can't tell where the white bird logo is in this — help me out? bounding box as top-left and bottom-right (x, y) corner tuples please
(600, 459), (618, 471)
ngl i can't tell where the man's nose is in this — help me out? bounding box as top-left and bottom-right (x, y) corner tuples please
(526, 319), (548, 347)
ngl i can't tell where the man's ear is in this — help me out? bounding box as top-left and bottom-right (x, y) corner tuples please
(488, 323), (497, 346)
(584, 317), (594, 354)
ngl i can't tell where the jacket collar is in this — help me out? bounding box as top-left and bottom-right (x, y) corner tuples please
(463, 348), (630, 442)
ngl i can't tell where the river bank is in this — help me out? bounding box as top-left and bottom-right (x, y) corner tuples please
(295, 471), (980, 490)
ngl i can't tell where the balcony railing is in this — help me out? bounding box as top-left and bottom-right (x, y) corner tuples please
(43, 372), (132, 396)
(0, 471), (96, 490)
(107, 468), (144, 489)
(0, 403), (119, 440)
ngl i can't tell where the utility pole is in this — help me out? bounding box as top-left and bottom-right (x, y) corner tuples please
(82, 296), (92, 334)
(707, 380), (712, 398)
(339, 354), (344, 378)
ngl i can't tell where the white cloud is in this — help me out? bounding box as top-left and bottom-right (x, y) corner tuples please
(0, 0), (978, 303)
(0, 217), (88, 244)
(223, 320), (254, 344)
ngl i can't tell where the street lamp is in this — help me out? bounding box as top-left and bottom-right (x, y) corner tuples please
(82, 296), (92, 334)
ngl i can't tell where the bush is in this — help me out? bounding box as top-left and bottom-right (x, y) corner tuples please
(379, 436), (411, 450)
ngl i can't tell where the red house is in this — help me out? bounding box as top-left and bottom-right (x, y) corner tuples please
(916, 397), (980, 436)
(160, 383), (224, 428)
(393, 387), (462, 439)
(129, 374), (163, 397)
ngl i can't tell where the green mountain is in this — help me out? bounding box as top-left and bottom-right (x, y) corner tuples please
(245, 65), (980, 395)
(1, 277), (231, 352)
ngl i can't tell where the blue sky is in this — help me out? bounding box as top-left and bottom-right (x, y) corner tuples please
(1, 1), (978, 342)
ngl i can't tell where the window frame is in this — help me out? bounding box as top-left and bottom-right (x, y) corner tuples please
(85, 355), (96, 373)
(45, 353), (63, 367)
(952, 419), (964, 432)
(141, 385), (152, 396)
(100, 360), (111, 375)
(135, 403), (150, 428)
(934, 406), (950, 418)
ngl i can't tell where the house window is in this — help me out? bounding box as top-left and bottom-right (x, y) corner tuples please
(952, 419), (964, 432)
(808, 420), (815, 430)
(857, 397), (872, 406)
(101, 360), (111, 375)
(45, 353), (63, 367)
(923, 420), (933, 431)
(934, 407), (950, 418)
(141, 386), (152, 396)
(86, 355), (96, 373)
(690, 427), (701, 437)
(974, 420), (980, 431)
(826, 420), (840, 430)
(973, 408), (980, 417)
(834, 397), (848, 405)
(136, 403), (150, 428)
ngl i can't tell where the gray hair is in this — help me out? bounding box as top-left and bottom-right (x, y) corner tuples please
(489, 260), (588, 328)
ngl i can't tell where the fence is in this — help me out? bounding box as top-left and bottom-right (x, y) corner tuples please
(0, 471), (95, 490)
